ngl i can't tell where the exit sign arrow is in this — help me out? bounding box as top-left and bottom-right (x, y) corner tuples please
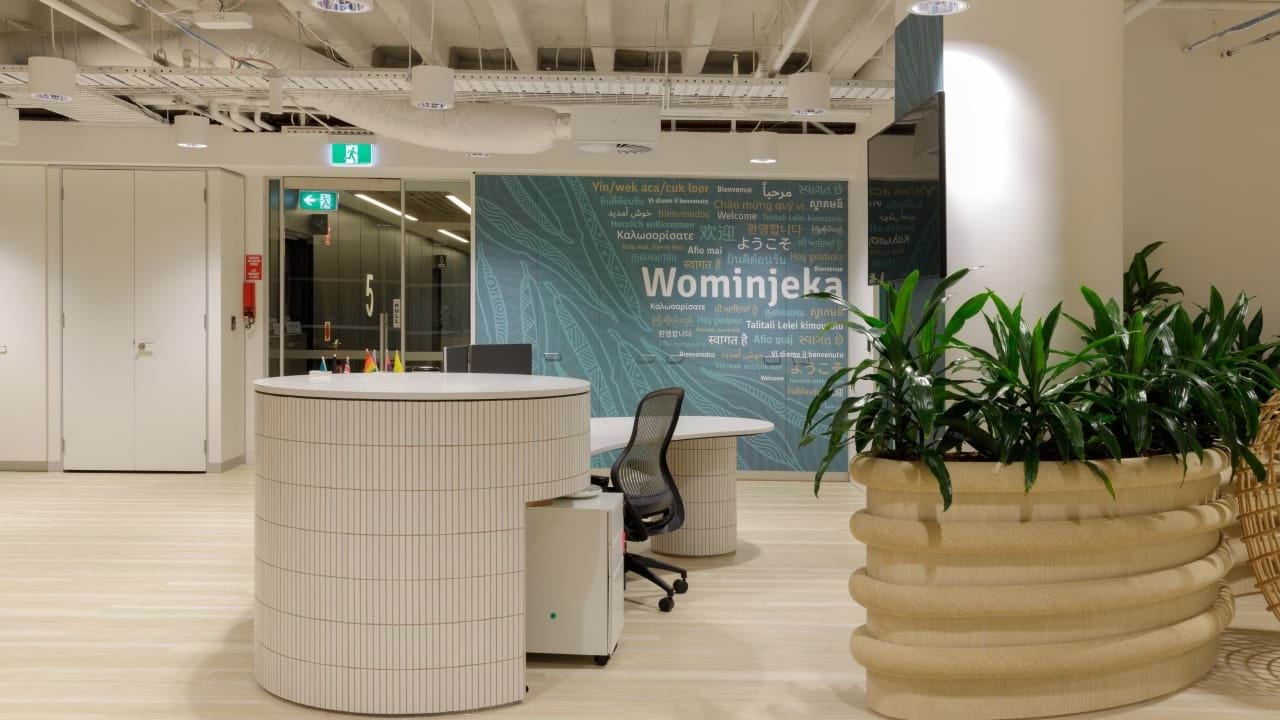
(299, 190), (338, 212)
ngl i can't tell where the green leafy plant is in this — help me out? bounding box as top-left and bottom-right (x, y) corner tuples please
(802, 264), (1277, 510)
(947, 296), (1122, 495)
(800, 269), (988, 507)
(1124, 241), (1183, 317)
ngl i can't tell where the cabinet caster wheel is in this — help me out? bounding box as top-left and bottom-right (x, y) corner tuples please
(658, 596), (675, 612)
(673, 578), (688, 594)
(593, 655), (610, 666)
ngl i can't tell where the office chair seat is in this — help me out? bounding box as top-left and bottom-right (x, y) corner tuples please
(595, 388), (690, 612)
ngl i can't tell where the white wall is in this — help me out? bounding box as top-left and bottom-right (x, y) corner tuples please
(944, 0), (1124, 327)
(1, 125), (858, 466)
(1126, 9), (1280, 328)
(0, 165), (48, 468)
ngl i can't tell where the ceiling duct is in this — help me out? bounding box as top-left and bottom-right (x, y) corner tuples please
(2, 29), (566, 155)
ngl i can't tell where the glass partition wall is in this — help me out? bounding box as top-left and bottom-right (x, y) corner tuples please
(267, 177), (472, 376)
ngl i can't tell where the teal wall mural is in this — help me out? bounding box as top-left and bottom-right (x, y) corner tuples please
(474, 174), (849, 472)
(895, 13), (944, 120)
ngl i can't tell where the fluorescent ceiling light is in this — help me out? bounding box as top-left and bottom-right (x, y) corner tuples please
(437, 229), (470, 244)
(446, 194), (472, 215)
(909, 1), (970, 15)
(310, 0), (372, 12)
(354, 193), (418, 222)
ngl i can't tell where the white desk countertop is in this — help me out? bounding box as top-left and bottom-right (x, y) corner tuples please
(590, 415), (775, 455)
(254, 372), (590, 401)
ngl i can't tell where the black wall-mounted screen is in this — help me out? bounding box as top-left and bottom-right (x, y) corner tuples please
(867, 92), (946, 285)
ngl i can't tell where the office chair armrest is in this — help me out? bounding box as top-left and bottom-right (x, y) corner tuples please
(589, 474), (610, 490)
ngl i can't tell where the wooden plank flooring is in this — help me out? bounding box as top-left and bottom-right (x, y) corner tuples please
(1, 467), (1278, 719)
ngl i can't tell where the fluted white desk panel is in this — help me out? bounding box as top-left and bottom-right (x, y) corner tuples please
(589, 416), (774, 557)
(253, 374), (590, 715)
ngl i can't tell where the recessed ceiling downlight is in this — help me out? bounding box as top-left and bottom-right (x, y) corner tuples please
(909, 1), (970, 15)
(309, 0), (372, 12)
(578, 142), (653, 155)
(28, 56), (76, 102)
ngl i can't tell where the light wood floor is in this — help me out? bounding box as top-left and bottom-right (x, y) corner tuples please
(1, 467), (1278, 719)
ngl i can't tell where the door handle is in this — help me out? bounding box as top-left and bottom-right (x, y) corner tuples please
(137, 341), (156, 351)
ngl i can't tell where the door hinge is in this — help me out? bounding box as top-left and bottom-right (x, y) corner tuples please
(203, 439), (208, 456)
(203, 187), (208, 203)
(203, 314), (208, 330)
(61, 313), (65, 329)
(61, 438), (65, 455)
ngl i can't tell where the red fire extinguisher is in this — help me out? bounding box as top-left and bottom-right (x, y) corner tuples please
(243, 282), (257, 330)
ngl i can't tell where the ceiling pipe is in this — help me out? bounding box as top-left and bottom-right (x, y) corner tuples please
(68, 0), (135, 28)
(34, 0), (165, 65)
(764, 0), (822, 77)
(253, 110), (277, 132)
(1124, 0), (1165, 24)
(1184, 7), (1280, 51)
(205, 100), (243, 131)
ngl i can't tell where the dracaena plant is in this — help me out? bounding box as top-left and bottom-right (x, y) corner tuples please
(1124, 241), (1183, 317)
(946, 297), (1124, 496)
(802, 261), (1278, 510)
(800, 269), (989, 508)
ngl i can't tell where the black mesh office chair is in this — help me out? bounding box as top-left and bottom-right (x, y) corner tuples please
(592, 387), (690, 612)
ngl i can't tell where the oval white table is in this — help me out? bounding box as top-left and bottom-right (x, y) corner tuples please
(589, 416), (774, 557)
(253, 373), (590, 715)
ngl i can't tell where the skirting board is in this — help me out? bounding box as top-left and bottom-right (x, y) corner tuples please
(208, 455), (246, 473)
(0, 461), (51, 472)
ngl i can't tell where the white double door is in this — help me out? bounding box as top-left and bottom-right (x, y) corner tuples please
(63, 169), (208, 472)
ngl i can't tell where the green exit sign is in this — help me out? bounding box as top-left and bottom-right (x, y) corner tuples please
(329, 143), (374, 166)
(299, 190), (339, 212)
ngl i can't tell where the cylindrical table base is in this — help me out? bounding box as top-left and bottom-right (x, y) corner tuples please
(652, 436), (738, 557)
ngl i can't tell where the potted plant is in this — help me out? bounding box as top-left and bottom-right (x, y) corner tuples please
(802, 267), (1274, 720)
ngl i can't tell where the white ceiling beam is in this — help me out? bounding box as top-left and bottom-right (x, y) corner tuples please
(584, 0), (615, 73)
(67, 0), (136, 28)
(377, 0), (451, 67)
(1124, 0), (1165, 24)
(683, 0), (725, 75)
(487, 0), (539, 72)
(276, 0), (375, 68)
(815, 0), (896, 80)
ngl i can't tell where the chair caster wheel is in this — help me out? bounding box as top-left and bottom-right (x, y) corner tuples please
(593, 655), (610, 666)
(658, 596), (675, 612)
(673, 578), (688, 594)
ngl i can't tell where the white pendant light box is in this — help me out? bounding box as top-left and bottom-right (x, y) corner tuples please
(28, 56), (77, 102)
(749, 132), (780, 164)
(788, 72), (831, 116)
(175, 114), (210, 149)
(411, 65), (455, 110)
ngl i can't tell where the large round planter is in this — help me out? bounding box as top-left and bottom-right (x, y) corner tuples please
(848, 451), (1236, 720)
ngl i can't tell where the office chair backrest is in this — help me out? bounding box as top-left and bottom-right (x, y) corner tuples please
(611, 387), (685, 534)
(443, 345), (469, 372)
(469, 343), (533, 374)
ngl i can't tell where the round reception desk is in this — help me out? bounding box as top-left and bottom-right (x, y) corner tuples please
(253, 373), (591, 715)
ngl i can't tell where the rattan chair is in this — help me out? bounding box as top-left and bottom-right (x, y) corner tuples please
(1234, 391), (1280, 621)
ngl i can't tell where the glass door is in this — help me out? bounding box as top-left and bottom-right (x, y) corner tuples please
(271, 177), (404, 375)
(404, 180), (473, 367)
